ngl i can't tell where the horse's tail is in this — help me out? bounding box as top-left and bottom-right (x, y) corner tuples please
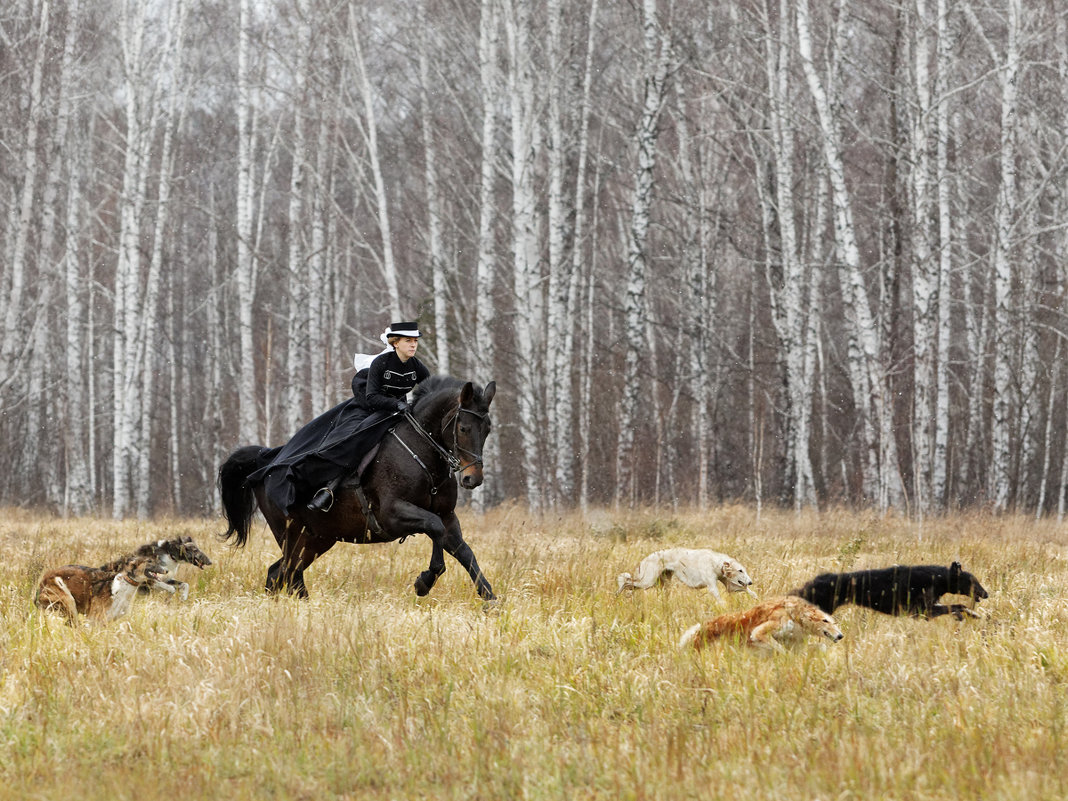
(218, 445), (277, 548)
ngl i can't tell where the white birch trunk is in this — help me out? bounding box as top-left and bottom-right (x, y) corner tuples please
(763, 0), (816, 511)
(419, 0), (450, 374)
(616, 0), (671, 507)
(932, 0), (955, 508)
(473, 0), (501, 508)
(545, 0), (573, 505)
(0, 0), (50, 391)
(350, 6), (400, 321)
(236, 0), (260, 445)
(505, 0), (544, 509)
(63, 2), (92, 513)
(910, 0), (935, 518)
(987, 0), (1020, 511)
(285, 12), (310, 436)
(133, 0), (186, 517)
(796, 0), (903, 510)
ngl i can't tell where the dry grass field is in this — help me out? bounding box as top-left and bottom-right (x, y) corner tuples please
(2, 504), (1067, 800)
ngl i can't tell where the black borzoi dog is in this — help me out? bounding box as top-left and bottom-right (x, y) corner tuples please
(792, 562), (988, 619)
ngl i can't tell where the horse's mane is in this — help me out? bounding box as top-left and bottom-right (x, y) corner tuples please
(411, 375), (467, 409)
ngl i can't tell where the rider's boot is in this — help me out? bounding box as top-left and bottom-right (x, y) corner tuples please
(307, 479), (340, 512)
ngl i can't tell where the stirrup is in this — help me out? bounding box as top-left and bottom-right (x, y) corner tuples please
(307, 487), (334, 512)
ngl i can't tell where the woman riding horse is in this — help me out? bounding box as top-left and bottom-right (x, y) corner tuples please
(249, 321), (430, 516)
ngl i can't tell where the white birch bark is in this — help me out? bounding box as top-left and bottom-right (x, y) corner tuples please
(113, 0), (156, 517)
(616, 0), (672, 507)
(285, 10), (310, 436)
(796, 0), (903, 510)
(419, 0), (449, 374)
(349, 6), (400, 321)
(932, 0), (955, 508)
(0, 0), (50, 390)
(473, 0), (501, 508)
(910, 0), (936, 518)
(133, 0), (187, 517)
(562, 0), (599, 507)
(504, 0), (544, 509)
(545, 0), (573, 505)
(309, 105), (332, 415)
(984, 0), (1020, 511)
(62, 0), (91, 513)
(762, 0), (816, 511)
(236, 0), (260, 445)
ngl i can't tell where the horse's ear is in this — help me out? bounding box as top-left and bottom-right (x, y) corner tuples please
(483, 381), (496, 406)
(460, 381), (475, 406)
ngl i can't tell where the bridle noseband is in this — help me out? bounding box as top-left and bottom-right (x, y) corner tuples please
(390, 405), (487, 494)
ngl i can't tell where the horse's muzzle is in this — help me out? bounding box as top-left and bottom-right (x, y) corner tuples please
(460, 466), (484, 489)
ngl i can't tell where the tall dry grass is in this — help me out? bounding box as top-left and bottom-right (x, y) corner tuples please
(1, 504), (1067, 800)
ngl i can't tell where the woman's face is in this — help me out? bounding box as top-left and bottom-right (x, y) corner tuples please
(394, 336), (419, 361)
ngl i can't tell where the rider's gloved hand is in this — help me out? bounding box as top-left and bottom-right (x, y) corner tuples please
(395, 401), (409, 413)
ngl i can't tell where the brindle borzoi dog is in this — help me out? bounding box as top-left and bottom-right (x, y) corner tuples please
(99, 535), (212, 600)
(35, 556), (169, 624)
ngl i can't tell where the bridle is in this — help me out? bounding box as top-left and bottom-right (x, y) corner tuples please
(390, 405), (487, 494)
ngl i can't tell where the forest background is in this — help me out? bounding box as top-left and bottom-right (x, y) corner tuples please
(1, 0), (1065, 521)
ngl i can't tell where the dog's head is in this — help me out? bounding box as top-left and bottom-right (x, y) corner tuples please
(123, 556), (168, 585)
(949, 561), (988, 601)
(796, 598), (844, 643)
(720, 559), (754, 593)
(160, 536), (213, 569)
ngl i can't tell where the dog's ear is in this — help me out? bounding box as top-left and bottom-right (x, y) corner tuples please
(950, 561), (962, 575)
(721, 561), (734, 575)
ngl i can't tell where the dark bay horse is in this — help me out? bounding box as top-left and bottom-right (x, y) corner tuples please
(218, 376), (497, 601)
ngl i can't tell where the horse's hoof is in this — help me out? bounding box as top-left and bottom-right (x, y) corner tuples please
(414, 576), (433, 596)
(481, 597), (501, 613)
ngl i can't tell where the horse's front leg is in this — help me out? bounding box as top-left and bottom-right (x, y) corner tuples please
(382, 499), (449, 597)
(440, 511), (495, 601)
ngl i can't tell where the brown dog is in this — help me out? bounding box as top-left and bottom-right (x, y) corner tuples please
(35, 555), (169, 624)
(679, 595), (844, 653)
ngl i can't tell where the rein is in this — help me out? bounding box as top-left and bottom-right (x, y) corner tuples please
(390, 405), (486, 495)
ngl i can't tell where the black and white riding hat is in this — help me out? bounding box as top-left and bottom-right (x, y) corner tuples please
(384, 321), (421, 339)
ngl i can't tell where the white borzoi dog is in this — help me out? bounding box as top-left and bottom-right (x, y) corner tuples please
(35, 556), (170, 625)
(617, 547), (756, 600)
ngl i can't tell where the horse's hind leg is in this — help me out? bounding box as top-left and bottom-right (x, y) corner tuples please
(270, 529), (335, 598)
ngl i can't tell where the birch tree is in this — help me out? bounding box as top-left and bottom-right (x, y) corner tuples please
(419, 0), (450, 374)
(473, 0), (502, 507)
(616, 0), (672, 507)
(796, 0), (904, 510)
(504, 0), (544, 508)
(348, 5), (401, 321)
(0, 0), (50, 399)
(909, 0), (936, 518)
(236, 0), (261, 445)
(760, 0), (817, 511)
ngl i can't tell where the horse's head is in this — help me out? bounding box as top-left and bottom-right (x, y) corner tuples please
(452, 380), (495, 489)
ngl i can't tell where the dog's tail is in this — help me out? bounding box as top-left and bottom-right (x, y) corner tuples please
(46, 577), (80, 625)
(678, 622), (703, 649)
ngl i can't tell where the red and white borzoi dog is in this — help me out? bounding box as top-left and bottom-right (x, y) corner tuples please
(679, 595), (844, 653)
(35, 556), (169, 624)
